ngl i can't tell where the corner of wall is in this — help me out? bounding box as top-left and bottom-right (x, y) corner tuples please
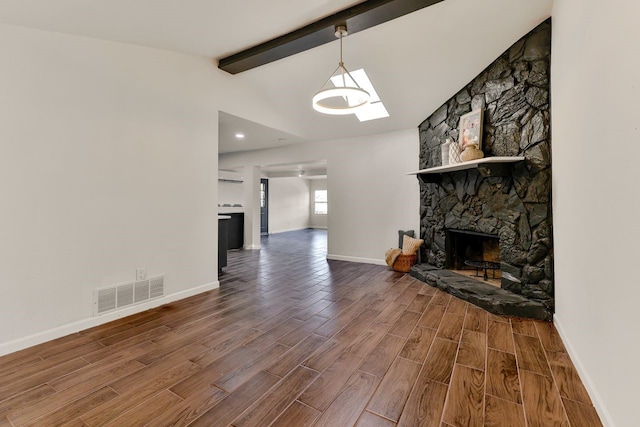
(553, 314), (615, 427)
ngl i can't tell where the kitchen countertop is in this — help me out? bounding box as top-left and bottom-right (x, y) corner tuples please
(218, 207), (244, 214)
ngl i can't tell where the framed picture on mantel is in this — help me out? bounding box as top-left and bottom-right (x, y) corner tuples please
(459, 109), (483, 150)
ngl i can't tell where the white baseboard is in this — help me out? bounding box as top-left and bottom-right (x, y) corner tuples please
(0, 281), (220, 357)
(554, 314), (615, 427)
(244, 244), (261, 250)
(310, 226), (327, 230)
(326, 253), (386, 266)
(269, 227), (309, 234)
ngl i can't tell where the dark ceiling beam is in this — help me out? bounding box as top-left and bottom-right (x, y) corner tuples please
(218, 0), (444, 74)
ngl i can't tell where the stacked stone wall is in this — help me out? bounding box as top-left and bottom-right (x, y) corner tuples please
(418, 19), (553, 313)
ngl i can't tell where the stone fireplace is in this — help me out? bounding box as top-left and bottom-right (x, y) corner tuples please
(410, 20), (553, 320)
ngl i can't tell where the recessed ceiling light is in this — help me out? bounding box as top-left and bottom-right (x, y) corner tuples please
(235, 133), (245, 139)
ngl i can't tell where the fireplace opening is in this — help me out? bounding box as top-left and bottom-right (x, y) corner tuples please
(446, 229), (501, 286)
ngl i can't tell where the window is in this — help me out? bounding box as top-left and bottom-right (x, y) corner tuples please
(329, 68), (389, 122)
(314, 190), (327, 215)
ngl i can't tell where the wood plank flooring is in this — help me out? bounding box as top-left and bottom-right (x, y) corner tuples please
(0, 229), (603, 426)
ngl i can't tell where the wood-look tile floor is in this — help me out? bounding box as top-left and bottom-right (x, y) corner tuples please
(0, 229), (603, 426)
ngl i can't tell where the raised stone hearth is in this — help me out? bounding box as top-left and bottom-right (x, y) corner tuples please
(415, 19), (553, 320)
(410, 264), (549, 320)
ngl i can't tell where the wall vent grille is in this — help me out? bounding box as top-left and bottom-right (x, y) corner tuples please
(134, 280), (150, 303)
(96, 288), (116, 314)
(117, 283), (134, 308)
(94, 275), (165, 316)
(149, 276), (164, 299)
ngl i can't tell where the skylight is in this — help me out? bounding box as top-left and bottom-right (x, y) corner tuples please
(330, 69), (389, 122)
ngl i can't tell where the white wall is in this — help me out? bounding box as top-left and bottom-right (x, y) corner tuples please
(218, 181), (244, 207)
(220, 128), (420, 265)
(309, 179), (328, 229)
(0, 24), (284, 354)
(268, 178), (310, 234)
(242, 166), (262, 249)
(551, 1), (640, 426)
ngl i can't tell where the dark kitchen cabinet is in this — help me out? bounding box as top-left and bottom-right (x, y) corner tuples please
(218, 216), (229, 273)
(227, 213), (244, 250)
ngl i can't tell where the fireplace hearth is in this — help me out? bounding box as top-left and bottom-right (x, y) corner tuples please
(410, 264), (550, 320)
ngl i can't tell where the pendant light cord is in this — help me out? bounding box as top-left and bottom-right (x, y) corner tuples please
(339, 28), (344, 65)
(336, 25), (363, 91)
(339, 29), (346, 88)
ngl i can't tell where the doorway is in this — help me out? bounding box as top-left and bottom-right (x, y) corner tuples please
(260, 178), (269, 235)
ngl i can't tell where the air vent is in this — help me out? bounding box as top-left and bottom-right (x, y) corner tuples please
(96, 288), (116, 315)
(117, 283), (134, 308)
(94, 275), (165, 316)
(149, 276), (164, 299)
(134, 280), (150, 303)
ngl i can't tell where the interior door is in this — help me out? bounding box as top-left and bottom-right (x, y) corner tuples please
(260, 179), (268, 235)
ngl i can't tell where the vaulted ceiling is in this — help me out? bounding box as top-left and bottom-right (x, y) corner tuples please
(0, 0), (553, 153)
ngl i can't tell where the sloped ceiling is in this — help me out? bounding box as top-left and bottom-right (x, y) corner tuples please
(0, 0), (553, 152)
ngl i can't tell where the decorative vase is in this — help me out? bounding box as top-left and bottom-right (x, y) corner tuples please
(448, 141), (461, 164)
(460, 143), (484, 162)
(441, 139), (451, 166)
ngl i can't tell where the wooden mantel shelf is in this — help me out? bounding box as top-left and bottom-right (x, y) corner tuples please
(409, 156), (524, 175)
(408, 156), (524, 183)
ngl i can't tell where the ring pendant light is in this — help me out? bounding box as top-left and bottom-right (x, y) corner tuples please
(312, 24), (370, 115)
